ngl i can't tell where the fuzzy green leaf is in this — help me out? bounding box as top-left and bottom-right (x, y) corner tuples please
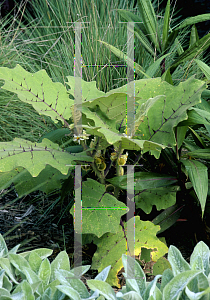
(50, 251), (70, 282)
(20, 248), (53, 260)
(28, 252), (42, 275)
(168, 245), (191, 276)
(107, 76), (206, 149)
(38, 258), (51, 287)
(163, 270), (202, 300)
(121, 253), (146, 296)
(86, 280), (117, 300)
(69, 178), (128, 238)
(0, 64), (73, 126)
(0, 138), (93, 177)
(0, 258), (19, 284)
(56, 285), (82, 300)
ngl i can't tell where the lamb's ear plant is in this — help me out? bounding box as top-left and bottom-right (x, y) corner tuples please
(0, 233), (110, 299)
(98, 0), (210, 84)
(0, 63), (208, 288)
(2, 231), (210, 300)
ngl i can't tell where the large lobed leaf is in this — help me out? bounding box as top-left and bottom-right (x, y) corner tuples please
(91, 216), (168, 288)
(0, 138), (93, 177)
(0, 64), (74, 125)
(106, 76), (206, 150)
(69, 178), (128, 238)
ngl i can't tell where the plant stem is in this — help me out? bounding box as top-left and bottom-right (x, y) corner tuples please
(113, 142), (124, 199)
(85, 136), (106, 185)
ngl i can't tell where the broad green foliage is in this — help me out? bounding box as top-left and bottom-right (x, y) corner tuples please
(0, 65), (74, 126)
(68, 74), (206, 158)
(0, 165), (71, 198)
(0, 64), (208, 288)
(108, 172), (179, 213)
(106, 76), (205, 148)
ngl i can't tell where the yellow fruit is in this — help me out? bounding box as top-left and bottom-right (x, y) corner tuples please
(94, 157), (102, 164)
(118, 157), (126, 166)
(97, 161), (106, 171)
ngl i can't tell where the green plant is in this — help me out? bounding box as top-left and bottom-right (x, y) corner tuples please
(0, 233), (111, 299)
(98, 0), (210, 84)
(0, 63), (209, 287)
(87, 240), (210, 300)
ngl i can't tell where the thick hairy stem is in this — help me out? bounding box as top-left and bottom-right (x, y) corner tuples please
(73, 133), (105, 184)
(91, 161), (106, 184)
(113, 142), (124, 199)
(90, 137), (106, 185)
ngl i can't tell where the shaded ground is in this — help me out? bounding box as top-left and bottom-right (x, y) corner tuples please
(0, 186), (204, 293)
